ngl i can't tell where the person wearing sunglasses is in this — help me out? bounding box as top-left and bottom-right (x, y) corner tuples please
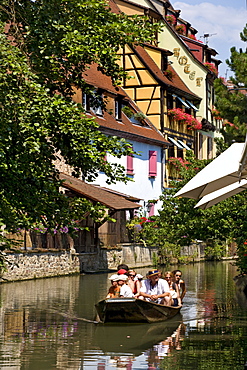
(172, 269), (186, 302)
(164, 271), (181, 307)
(128, 270), (142, 298)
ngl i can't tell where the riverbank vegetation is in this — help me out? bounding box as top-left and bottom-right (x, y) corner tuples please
(128, 151), (247, 274)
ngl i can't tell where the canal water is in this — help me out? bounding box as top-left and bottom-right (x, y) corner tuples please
(0, 261), (246, 369)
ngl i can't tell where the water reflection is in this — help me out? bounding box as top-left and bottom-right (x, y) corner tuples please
(94, 317), (183, 356)
(82, 322), (186, 369)
(0, 262), (246, 369)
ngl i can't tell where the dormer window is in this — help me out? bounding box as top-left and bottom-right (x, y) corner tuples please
(115, 98), (122, 121)
(91, 90), (103, 116)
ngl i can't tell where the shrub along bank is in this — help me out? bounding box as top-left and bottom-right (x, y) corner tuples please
(128, 152), (247, 274)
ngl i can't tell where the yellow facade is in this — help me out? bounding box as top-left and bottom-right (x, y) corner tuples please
(136, 86), (160, 100)
(116, 0), (218, 163)
(144, 47), (161, 68)
(159, 34), (207, 119)
(115, 0), (144, 15)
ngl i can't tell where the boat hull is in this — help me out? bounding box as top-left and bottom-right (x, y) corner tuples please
(95, 298), (182, 323)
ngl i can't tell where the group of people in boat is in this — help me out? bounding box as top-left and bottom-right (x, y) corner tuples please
(106, 264), (186, 307)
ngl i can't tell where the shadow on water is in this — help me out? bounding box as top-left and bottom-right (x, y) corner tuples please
(94, 314), (183, 356)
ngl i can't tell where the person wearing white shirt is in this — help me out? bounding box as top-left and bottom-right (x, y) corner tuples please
(116, 275), (134, 298)
(140, 269), (172, 305)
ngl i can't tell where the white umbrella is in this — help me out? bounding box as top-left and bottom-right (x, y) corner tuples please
(174, 142), (247, 200)
(194, 179), (247, 209)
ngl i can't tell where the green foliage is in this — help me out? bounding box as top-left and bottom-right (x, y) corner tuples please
(0, 1), (161, 237)
(214, 24), (247, 144)
(204, 241), (226, 260)
(0, 0), (161, 95)
(152, 252), (159, 267)
(214, 137), (230, 156)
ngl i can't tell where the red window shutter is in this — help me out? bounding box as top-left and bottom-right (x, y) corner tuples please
(148, 203), (155, 217)
(149, 150), (157, 177)
(127, 154), (134, 174)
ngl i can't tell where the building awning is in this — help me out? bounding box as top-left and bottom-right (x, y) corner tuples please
(59, 173), (141, 210)
(168, 137), (184, 149)
(186, 101), (199, 111)
(177, 140), (192, 150)
(172, 94), (190, 108)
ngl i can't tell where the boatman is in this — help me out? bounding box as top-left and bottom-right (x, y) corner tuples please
(140, 269), (172, 305)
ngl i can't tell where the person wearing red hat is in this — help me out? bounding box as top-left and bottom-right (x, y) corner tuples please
(117, 268), (128, 275)
(140, 269), (171, 305)
(117, 264), (129, 272)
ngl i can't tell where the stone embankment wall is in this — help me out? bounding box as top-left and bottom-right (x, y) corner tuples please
(0, 241), (237, 282)
(77, 244), (158, 272)
(0, 244), (158, 281)
(0, 251), (80, 283)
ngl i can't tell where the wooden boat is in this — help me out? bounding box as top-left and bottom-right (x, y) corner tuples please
(95, 297), (182, 323)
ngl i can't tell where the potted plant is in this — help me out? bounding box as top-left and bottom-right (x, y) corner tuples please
(175, 24), (186, 35)
(164, 69), (174, 79)
(122, 106), (133, 118)
(204, 62), (218, 76)
(134, 112), (147, 123)
(166, 14), (176, 26)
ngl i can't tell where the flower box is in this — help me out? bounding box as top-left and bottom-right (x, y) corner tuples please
(166, 14), (176, 26)
(168, 108), (202, 130)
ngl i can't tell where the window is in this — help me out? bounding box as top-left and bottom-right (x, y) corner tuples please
(115, 98), (122, 120)
(207, 137), (213, 159)
(175, 97), (183, 109)
(167, 94), (174, 110)
(185, 107), (192, 115)
(82, 93), (90, 112)
(149, 150), (157, 177)
(175, 96), (190, 109)
(199, 133), (203, 159)
(168, 145), (175, 158)
(177, 148), (184, 159)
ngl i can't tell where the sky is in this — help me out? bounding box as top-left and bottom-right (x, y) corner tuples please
(173, 0), (247, 78)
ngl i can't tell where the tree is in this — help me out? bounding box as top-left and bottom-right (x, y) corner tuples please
(0, 0), (161, 235)
(136, 152), (247, 273)
(214, 24), (247, 146)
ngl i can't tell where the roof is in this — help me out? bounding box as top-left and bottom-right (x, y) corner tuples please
(133, 45), (200, 101)
(98, 187), (141, 201)
(83, 64), (127, 97)
(82, 64), (169, 146)
(108, 0), (201, 101)
(90, 109), (168, 146)
(59, 173), (141, 210)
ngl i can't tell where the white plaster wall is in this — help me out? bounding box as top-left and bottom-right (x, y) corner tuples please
(91, 140), (164, 215)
